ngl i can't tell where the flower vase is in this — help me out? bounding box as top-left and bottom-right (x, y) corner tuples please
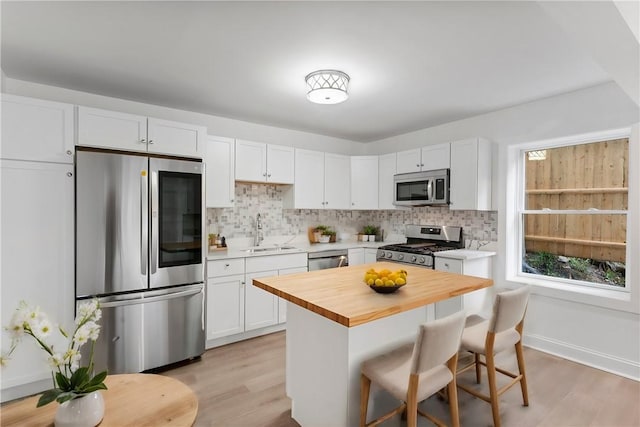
(54, 391), (105, 427)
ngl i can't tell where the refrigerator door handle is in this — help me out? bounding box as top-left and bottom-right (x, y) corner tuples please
(98, 287), (202, 308)
(141, 171), (148, 275)
(150, 170), (158, 275)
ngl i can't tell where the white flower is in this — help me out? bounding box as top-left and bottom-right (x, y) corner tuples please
(0, 353), (10, 367)
(73, 326), (90, 345)
(63, 349), (81, 371)
(47, 353), (64, 369)
(6, 304), (29, 338)
(32, 319), (53, 339)
(76, 299), (100, 325)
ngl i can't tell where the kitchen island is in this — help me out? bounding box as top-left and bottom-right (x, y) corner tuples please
(253, 261), (492, 427)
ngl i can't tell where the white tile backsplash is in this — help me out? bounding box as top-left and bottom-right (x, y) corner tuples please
(207, 183), (497, 243)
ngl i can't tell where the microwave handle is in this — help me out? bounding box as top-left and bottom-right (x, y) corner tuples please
(427, 180), (434, 201)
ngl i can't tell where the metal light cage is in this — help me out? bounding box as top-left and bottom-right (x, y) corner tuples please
(305, 70), (350, 104)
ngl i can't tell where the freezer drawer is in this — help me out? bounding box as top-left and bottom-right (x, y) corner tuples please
(86, 284), (205, 374)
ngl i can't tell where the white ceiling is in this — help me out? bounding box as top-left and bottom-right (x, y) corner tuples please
(1, 1), (615, 142)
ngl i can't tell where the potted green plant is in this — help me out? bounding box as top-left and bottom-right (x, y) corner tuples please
(362, 225), (379, 242)
(321, 228), (337, 243)
(313, 225), (329, 242)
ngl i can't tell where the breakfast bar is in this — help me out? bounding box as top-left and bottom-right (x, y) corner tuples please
(253, 261), (493, 427)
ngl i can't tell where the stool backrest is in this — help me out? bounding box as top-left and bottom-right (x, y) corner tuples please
(488, 286), (530, 334)
(410, 310), (465, 375)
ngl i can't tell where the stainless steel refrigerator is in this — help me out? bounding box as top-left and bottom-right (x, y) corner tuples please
(75, 148), (205, 374)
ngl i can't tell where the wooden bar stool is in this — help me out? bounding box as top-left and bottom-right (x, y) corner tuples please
(456, 286), (531, 427)
(360, 311), (466, 427)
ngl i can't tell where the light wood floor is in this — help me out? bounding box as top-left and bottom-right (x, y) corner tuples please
(162, 331), (640, 427)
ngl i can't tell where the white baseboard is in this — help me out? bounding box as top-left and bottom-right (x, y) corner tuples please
(1, 378), (51, 404)
(206, 323), (286, 349)
(524, 333), (640, 381)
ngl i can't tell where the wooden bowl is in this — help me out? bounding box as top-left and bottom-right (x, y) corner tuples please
(369, 284), (405, 294)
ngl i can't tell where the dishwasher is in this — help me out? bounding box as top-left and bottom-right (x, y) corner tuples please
(308, 249), (349, 270)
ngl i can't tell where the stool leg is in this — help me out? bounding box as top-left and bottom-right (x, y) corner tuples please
(515, 340), (529, 406)
(360, 374), (371, 427)
(475, 353), (482, 384)
(485, 351), (501, 427)
(407, 374), (419, 427)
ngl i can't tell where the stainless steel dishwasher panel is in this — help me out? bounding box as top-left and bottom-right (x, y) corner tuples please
(308, 249), (349, 271)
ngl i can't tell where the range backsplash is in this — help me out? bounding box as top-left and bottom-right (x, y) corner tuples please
(207, 183), (497, 242)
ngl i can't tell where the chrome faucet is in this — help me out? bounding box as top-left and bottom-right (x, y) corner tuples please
(255, 213), (263, 246)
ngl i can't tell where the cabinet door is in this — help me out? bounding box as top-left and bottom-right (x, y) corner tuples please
(292, 149), (324, 209)
(348, 248), (364, 266)
(267, 144), (294, 184)
(396, 148), (422, 174)
(350, 156), (378, 209)
(205, 136), (235, 207)
(235, 140), (267, 182)
(450, 138), (492, 211)
(147, 118), (205, 158)
(78, 106), (147, 152)
(433, 258), (463, 319)
(277, 266), (307, 323)
(245, 270), (279, 331)
(1, 160), (74, 391)
(1, 94), (74, 163)
(421, 142), (450, 170)
(364, 249), (379, 264)
(206, 275), (245, 341)
(324, 153), (350, 209)
(378, 153), (397, 210)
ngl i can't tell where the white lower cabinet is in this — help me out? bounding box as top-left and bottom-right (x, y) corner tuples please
(347, 248), (364, 266)
(434, 255), (493, 318)
(1, 160), (75, 401)
(245, 270), (279, 331)
(364, 249), (378, 263)
(206, 253), (307, 346)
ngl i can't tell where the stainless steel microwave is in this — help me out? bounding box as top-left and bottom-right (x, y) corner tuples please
(393, 169), (450, 206)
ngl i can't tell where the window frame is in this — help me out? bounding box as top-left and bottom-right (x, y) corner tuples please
(511, 128), (631, 294)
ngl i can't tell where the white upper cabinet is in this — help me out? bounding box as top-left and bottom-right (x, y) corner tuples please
(286, 149), (324, 209)
(324, 153), (351, 210)
(378, 152), (398, 210)
(396, 143), (450, 173)
(449, 138), (492, 211)
(1, 94), (74, 163)
(284, 149), (350, 210)
(350, 156), (378, 210)
(146, 117), (205, 158)
(396, 148), (422, 173)
(235, 140), (294, 184)
(205, 136), (235, 208)
(77, 106), (205, 158)
(421, 143), (451, 170)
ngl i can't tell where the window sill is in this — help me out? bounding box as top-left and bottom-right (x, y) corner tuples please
(507, 274), (637, 313)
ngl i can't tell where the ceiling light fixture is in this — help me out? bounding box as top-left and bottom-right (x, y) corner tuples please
(305, 70), (350, 104)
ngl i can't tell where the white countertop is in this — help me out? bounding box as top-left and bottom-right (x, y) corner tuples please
(432, 249), (496, 260)
(206, 239), (401, 261)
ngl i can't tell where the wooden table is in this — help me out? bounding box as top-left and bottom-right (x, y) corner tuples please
(0, 374), (198, 426)
(253, 261), (492, 427)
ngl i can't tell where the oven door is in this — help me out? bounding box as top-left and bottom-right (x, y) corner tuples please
(149, 157), (204, 288)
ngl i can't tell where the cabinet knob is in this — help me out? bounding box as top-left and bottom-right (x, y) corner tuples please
(148, 139), (154, 144)
(444, 263), (449, 268)
(230, 199), (234, 203)
(267, 173), (271, 178)
(66, 150), (73, 155)
(224, 263), (230, 268)
(421, 163), (424, 167)
(263, 173), (267, 177)
(352, 202), (355, 206)
(140, 138), (147, 143)
(67, 172), (73, 177)
(416, 163), (420, 168)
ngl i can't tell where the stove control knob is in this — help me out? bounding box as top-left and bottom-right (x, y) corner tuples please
(397, 254), (404, 260)
(418, 257), (426, 264)
(411, 256), (417, 262)
(385, 252), (393, 259)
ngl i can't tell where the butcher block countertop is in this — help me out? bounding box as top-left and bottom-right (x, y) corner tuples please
(252, 261), (493, 327)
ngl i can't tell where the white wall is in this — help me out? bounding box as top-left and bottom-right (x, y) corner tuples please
(370, 81), (640, 380)
(3, 77), (367, 155)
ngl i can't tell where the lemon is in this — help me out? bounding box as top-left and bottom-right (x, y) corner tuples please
(367, 278), (375, 286)
(394, 277), (406, 285)
(374, 278), (384, 286)
(384, 279), (395, 287)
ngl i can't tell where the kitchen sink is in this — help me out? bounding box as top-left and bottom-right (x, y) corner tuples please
(243, 245), (298, 253)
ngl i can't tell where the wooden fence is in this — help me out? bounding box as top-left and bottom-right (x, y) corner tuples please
(524, 138), (628, 262)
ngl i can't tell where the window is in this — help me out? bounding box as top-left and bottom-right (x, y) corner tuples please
(518, 135), (628, 290)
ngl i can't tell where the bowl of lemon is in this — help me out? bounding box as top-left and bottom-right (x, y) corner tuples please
(363, 268), (407, 294)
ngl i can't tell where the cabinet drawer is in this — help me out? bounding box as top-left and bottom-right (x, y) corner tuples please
(207, 258), (245, 277)
(434, 258), (463, 274)
(246, 253), (308, 273)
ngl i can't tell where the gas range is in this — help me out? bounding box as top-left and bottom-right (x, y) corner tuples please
(377, 225), (463, 268)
